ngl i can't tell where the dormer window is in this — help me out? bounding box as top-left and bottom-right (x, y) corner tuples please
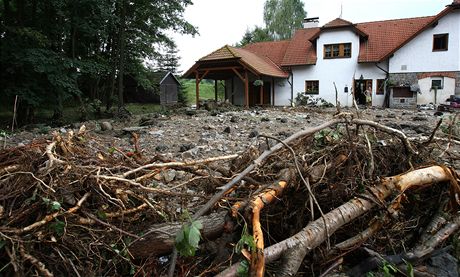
(324, 43), (352, 59)
(433, 34), (448, 51)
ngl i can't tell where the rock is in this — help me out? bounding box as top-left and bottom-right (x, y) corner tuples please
(122, 126), (148, 133)
(204, 101), (218, 111)
(60, 128), (67, 133)
(179, 143), (195, 152)
(249, 130), (259, 138)
(278, 131), (291, 138)
(412, 116), (428, 121)
(223, 126), (231, 133)
(181, 147), (199, 160)
(280, 118), (288, 123)
(185, 109), (197, 116)
(162, 170), (176, 183)
(425, 252), (459, 277)
(155, 144), (169, 152)
(149, 130), (164, 137)
(375, 114), (383, 118)
(261, 117), (270, 122)
(100, 121), (113, 131)
(434, 111), (444, 117)
(230, 116), (239, 123)
(387, 113), (396, 119)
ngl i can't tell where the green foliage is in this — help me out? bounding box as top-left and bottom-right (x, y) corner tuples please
(175, 220), (203, 257)
(42, 197), (62, 212)
(237, 26), (272, 47)
(182, 79), (225, 104)
(295, 93), (333, 107)
(237, 260), (250, 277)
(49, 220), (66, 236)
(404, 259), (414, 277)
(314, 128), (342, 146)
(0, 0), (196, 125)
(263, 0), (307, 40)
(235, 224), (256, 254)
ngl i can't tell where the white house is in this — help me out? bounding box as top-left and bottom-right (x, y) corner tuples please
(183, 0), (460, 108)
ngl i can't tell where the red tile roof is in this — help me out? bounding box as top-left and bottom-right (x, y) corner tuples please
(243, 40), (290, 66)
(322, 18), (354, 29)
(281, 28), (319, 66)
(185, 2), (458, 75)
(356, 16), (435, 62)
(196, 45), (288, 78)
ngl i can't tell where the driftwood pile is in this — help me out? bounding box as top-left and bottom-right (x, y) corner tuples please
(0, 112), (460, 276)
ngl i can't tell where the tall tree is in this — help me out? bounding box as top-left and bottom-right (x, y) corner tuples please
(156, 42), (181, 74)
(0, 0), (197, 124)
(263, 0), (307, 40)
(237, 26), (272, 47)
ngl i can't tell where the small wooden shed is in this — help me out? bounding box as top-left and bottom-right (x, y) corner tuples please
(125, 71), (180, 105)
(155, 71), (180, 105)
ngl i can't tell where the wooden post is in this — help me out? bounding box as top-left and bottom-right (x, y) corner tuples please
(271, 78), (275, 106)
(245, 71), (249, 108)
(214, 80), (218, 102)
(195, 72), (200, 108)
(259, 83), (264, 105)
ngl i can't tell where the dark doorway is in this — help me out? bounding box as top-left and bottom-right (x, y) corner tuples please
(354, 79), (372, 105)
(249, 83), (271, 106)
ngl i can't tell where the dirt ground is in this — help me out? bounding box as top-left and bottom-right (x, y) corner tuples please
(4, 106), (449, 160)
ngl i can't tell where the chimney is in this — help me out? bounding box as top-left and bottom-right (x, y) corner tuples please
(303, 17), (319, 28)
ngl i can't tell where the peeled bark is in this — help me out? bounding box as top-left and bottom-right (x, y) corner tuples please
(218, 166), (454, 277)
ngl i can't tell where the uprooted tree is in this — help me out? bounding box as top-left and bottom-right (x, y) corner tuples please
(1, 111), (460, 276)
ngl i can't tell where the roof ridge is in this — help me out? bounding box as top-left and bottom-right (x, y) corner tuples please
(356, 15), (436, 25)
(225, 45), (239, 58)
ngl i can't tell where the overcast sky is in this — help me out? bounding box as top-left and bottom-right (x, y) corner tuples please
(172, 0), (453, 73)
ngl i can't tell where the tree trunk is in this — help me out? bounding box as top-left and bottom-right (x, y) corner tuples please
(117, 0), (126, 110)
(129, 211), (227, 258)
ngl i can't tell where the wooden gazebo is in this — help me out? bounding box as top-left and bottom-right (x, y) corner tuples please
(183, 45), (288, 108)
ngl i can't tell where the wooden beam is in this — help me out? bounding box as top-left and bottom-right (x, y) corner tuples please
(245, 71), (249, 108)
(195, 71), (200, 108)
(232, 68), (245, 82)
(198, 66), (243, 72)
(198, 70), (209, 83)
(259, 83), (263, 105)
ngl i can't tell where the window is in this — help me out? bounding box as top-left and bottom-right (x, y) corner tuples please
(377, 79), (385, 95)
(431, 77), (444, 89)
(433, 34), (448, 51)
(324, 43), (352, 58)
(305, 80), (319, 94)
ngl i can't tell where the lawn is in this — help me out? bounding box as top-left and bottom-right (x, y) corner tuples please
(182, 79), (225, 104)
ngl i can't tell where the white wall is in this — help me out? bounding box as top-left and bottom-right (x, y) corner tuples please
(390, 10), (460, 73)
(278, 29), (388, 107)
(417, 77), (456, 105)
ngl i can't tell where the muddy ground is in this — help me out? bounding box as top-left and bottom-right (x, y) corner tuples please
(4, 106), (450, 161)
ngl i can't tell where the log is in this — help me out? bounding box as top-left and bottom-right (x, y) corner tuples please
(129, 211), (227, 258)
(217, 166), (455, 276)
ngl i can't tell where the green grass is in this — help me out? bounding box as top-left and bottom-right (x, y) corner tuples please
(182, 80), (225, 104)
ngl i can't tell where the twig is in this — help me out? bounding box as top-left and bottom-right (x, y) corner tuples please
(3, 192), (90, 234)
(424, 118), (443, 145)
(19, 244), (54, 277)
(82, 212), (142, 240)
(94, 175), (207, 198)
(123, 154), (238, 178)
(0, 171), (56, 193)
(11, 95), (18, 133)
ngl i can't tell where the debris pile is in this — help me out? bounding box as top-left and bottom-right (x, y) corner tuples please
(0, 111), (459, 277)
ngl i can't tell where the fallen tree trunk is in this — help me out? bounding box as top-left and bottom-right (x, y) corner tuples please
(217, 166), (456, 276)
(129, 211), (226, 258)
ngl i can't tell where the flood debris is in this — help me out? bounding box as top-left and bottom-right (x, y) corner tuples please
(1, 110), (460, 276)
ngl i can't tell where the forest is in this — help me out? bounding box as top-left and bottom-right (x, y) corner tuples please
(0, 0), (196, 125)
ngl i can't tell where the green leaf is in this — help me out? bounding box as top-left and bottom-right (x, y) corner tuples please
(97, 211), (107, 220)
(50, 201), (61, 211)
(50, 220), (65, 236)
(404, 259), (414, 277)
(237, 260), (250, 277)
(175, 220), (202, 257)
